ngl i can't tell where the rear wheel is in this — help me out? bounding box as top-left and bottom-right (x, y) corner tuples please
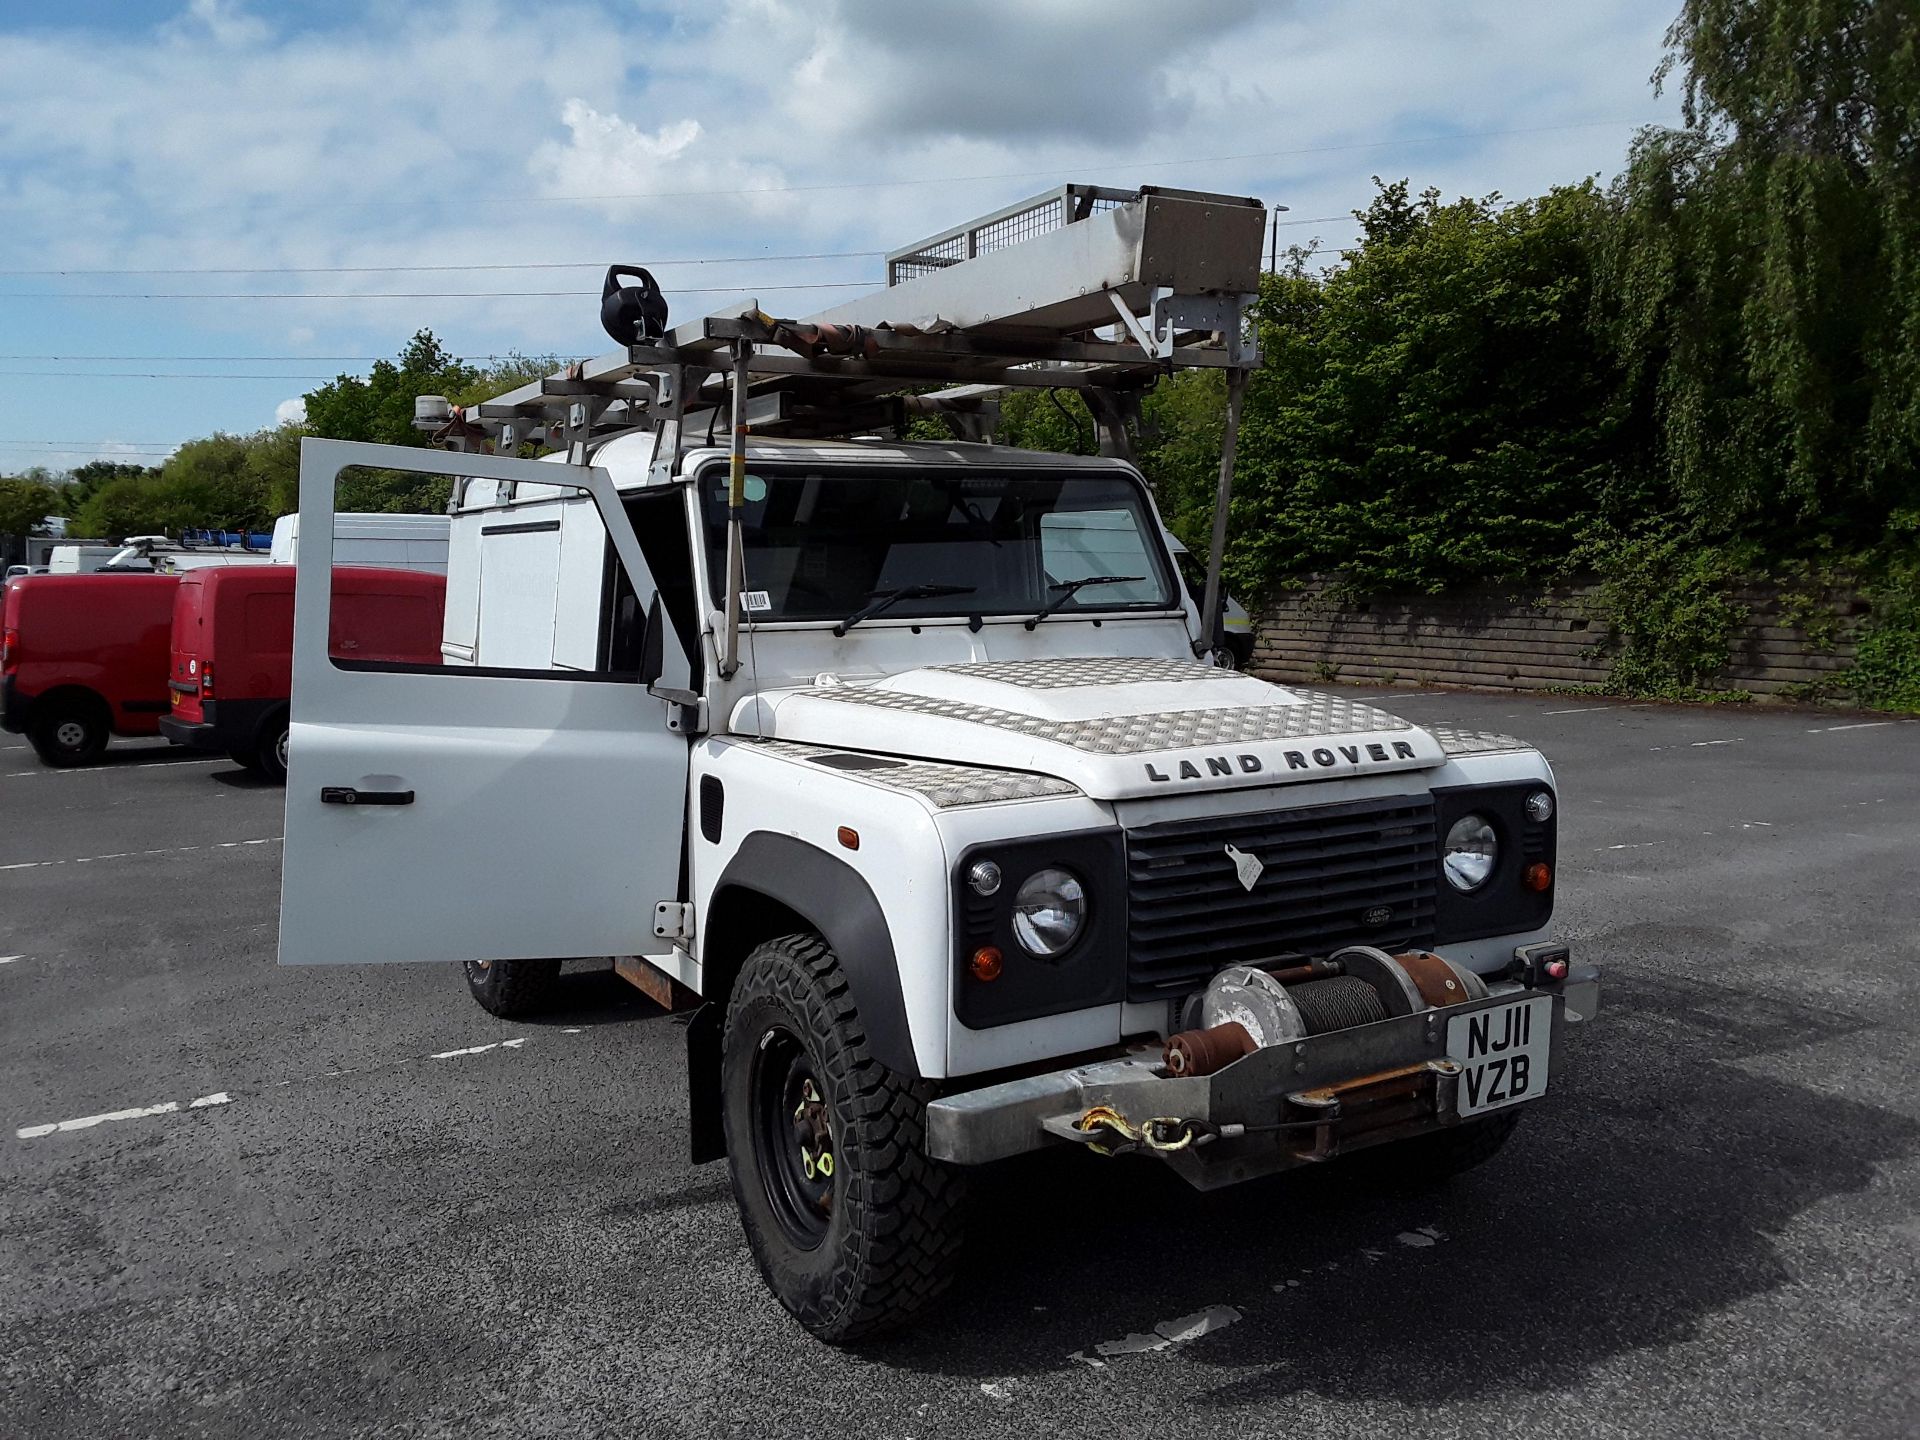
(722, 932), (964, 1343)
(227, 743), (261, 773)
(255, 715), (290, 784)
(462, 958), (562, 1018)
(28, 701), (108, 767)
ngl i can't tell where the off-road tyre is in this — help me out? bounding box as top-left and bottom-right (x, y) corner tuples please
(255, 714), (290, 784)
(722, 932), (964, 1343)
(28, 698), (108, 767)
(1368, 1109), (1523, 1184)
(463, 958), (562, 1018)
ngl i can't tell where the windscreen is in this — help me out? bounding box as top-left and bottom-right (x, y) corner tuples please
(697, 465), (1178, 622)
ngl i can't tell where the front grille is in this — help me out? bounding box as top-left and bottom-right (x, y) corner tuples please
(1124, 795), (1439, 1002)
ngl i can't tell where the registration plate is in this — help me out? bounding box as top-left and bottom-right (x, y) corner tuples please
(1446, 995), (1552, 1117)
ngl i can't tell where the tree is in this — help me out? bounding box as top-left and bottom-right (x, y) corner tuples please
(71, 432), (283, 538)
(1219, 181), (1637, 594)
(302, 329), (480, 448)
(1604, 0), (1920, 543)
(64, 459), (157, 513)
(300, 339), (569, 513)
(0, 478), (59, 540)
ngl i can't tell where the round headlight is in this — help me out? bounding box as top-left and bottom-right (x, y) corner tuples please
(1011, 867), (1086, 957)
(1524, 789), (1554, 823)
(1443, 814), (1498, 892)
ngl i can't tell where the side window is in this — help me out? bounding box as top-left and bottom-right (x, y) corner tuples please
(324, 464), (649, 682)
(1039, 510), (1162, 605)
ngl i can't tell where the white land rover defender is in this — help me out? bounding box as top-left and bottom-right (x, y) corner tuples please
(277, 184), (1600, 1341)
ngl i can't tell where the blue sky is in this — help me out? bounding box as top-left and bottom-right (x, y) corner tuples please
(0, 0), (1686, 478)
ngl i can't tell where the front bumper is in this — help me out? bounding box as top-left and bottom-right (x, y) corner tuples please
(927, 959), (1600, 1189)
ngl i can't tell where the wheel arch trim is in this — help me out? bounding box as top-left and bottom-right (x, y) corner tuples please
(706, 831), (919, 1077)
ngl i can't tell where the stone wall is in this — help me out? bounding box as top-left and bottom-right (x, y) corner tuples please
(1252, 580), (1866, 700)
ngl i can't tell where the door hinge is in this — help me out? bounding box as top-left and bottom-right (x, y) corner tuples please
(653, 901), (695, 943)
(650, 684), (707, 735)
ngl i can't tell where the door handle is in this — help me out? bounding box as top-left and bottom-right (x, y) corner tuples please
(320, 786), (414, 806)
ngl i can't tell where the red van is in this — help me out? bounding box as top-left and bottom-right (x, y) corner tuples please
(1, 573), (179, 766)
(159, 565), (446, 782)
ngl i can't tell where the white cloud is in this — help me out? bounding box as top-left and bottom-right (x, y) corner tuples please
(528, 101), (791, 220)
(735, 0), (1266, 145)
(274, 397), (307, 426)
(0, 0), (1687, 455)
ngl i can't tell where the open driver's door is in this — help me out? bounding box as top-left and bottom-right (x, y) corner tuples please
(277, 439), (692, 967)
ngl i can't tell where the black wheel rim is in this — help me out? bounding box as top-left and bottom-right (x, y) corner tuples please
(750, 1025), (835, 1249)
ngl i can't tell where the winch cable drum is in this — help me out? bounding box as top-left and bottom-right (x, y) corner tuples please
(1162, 946), (1488, 1079)
(1285, 974), (1388, 1033)
(600, 265), (669, 346)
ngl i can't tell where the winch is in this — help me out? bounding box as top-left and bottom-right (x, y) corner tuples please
(1163, 946), (1492, 1079)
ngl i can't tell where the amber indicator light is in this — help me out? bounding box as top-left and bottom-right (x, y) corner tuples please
(836, 826), (860, 851)
(1523, 862), (1552, 892)
(969, 946), (1004, 982)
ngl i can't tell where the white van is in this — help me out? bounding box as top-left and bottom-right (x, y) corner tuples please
(47, 544), (142, 574)
(270, 512), (450, 573)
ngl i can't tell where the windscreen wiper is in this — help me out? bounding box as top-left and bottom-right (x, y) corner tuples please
(1023, 575), (1144, 630)
(832, 583), (978, 636)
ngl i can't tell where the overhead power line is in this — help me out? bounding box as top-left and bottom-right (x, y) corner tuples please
(140, 119), (1650, 215)
(0, 251), (887, 278)
(0, 354), (540, 362)
(0, 280), (870, 302)
(0, 371), (338, 380)
(0, 442), (181, 453)
(0, 221), (1344, 283)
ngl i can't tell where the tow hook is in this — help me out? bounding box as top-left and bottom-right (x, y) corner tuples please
(1068, 1106), (1231, 1156)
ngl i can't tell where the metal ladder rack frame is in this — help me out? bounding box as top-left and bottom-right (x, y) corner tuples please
(436, 182), (1267, 669)
(450, 183), (1265, 464)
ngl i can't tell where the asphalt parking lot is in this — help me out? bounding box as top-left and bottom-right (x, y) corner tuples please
(2, 689), (1917, 1439)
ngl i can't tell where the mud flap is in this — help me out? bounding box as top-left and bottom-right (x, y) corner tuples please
(686, 1001), (726, 1164)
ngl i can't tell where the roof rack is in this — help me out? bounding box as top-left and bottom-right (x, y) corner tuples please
(436, 182), (1266, 472)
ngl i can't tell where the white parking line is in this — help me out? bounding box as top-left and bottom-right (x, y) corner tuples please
(4, 758), (224, 778)
(16, 1033), (552, 1146)
(1542, 705), (1612, 715)
(430, 1038), (528, 1060)
(16, 1091), (231, 1140)
(0, 837), (281, 872)
(0, 955), (22, 965)
(1806, 721), (1893, 734)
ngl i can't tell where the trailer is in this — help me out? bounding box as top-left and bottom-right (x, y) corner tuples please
(275, 183), (1600, 1342)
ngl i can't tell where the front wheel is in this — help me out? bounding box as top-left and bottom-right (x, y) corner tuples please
(28, 702), (108, 767)
(722, 933), (964, 1343)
